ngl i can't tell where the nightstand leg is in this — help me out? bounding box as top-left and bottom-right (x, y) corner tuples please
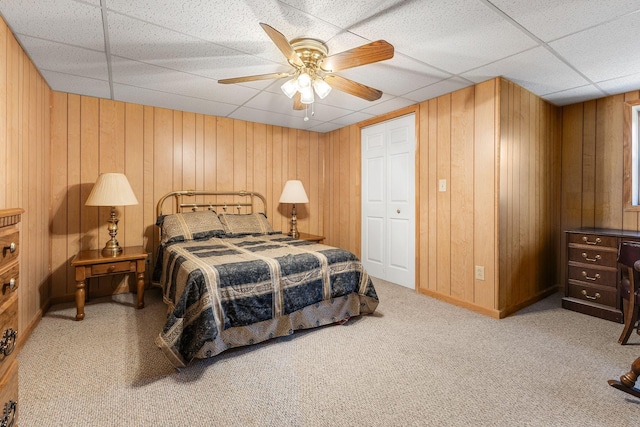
(75, 279), (85, 321)
(136, 271), (145, 309)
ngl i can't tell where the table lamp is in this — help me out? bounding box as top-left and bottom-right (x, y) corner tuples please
(279, 180), (309, 238)
(85, 173), (138, 257)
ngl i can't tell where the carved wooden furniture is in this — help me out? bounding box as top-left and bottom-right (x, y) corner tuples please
(70, 246), (148, 321)
(617, 241), (640, 344)
(0, 209), (23, 426)
(562, 229), (640, 323)
(608, 356), (640, 399)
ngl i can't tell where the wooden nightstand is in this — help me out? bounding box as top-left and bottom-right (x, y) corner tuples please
(296, 233), (324, 243)
(70, 246), (148, 321)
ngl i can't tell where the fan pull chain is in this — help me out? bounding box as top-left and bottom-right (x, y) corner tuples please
(304, 105), (309, 121)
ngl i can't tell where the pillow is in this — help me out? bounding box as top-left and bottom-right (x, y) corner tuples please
(218, 212), (274, 235)
(158, 211), (225, 244)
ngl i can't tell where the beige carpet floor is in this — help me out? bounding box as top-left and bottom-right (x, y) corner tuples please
(18, 278), (640, 426)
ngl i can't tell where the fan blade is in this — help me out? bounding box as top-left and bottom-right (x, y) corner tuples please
(260, 23), (304, 68)
(218, 72), (290, 85)
(293, 92), (304, 110)
(324, 74), (383, 101)
(321, 40), (394, 72)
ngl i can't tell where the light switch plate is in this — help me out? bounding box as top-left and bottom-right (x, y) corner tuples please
(438, 179), (446, 192)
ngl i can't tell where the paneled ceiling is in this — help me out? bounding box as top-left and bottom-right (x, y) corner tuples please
(1, 0), (639, 132)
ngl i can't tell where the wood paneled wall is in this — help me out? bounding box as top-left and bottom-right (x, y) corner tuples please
(0, 17), (51, 337)
(50, 94), (326, 301)
(560, 89), (640, 284)
(498, 79), (562, 315)
(417, 81), (502, 314)
(323, 78), (562, 318)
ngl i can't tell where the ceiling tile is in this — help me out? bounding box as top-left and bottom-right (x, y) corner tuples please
(229, 106), (324, 130)
(360, 96), (416, 116)
(489, 0), (640, 42)
(461, 46), (590, 96)
(550, 11), (640, 82)
(278, 0), (405, 30)
(541, 84), (607, 106)
(42, 70), (111, 99)
(347, 0), (538, 74)
(403, 77), (473, 103)
(18, 36), (109, 81)
(329, 111), (376, 126)
(110, 57), (259, 104)
(0, 0), (104, 50)
(596, 72), (640, 96)
(338, 53), (451, 98)
(112, 83), (239, 117)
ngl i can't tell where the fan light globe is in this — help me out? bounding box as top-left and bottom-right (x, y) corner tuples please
(281, 78), (297, 98)
(300, 86), (315, 104)
(313, 79), (332, 99)
(296, 72), (311, 89)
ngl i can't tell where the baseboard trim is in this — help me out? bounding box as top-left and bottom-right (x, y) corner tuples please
(16, 298), (51, 354)
(417, 285), (561, 319)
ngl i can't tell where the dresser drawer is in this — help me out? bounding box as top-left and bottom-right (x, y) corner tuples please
(568, 233), (617, 248)
(568, 247), (618, 267)
(567, 281), (618, 307)
(567, 265), (617, 287)
(0, 294), (17, 381)
(91, 261), (132, 276)
(0, 360), (18, 427)
(0, 263), (18, 308)
(0, 229), (18, 271)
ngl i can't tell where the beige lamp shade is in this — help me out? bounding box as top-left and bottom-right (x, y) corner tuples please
(86, 173), (138, 207)
(279, 180), (309, 204)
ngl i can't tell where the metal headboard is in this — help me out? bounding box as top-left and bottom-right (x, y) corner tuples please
(156, 190), (268, 218)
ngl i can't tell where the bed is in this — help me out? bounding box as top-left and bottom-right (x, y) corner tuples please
(152, 190), (379, 368)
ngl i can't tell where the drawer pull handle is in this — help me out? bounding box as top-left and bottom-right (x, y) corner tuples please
(581, 253), (601, 262)
(0, 400), (16, 427)
(2, 279), (15, 294)
(107, 265), (116, 272)
(581, 289), (601, 300)
(581, 271), (600, 281)
(2, 243), (15, 256)
(582, 236), (601, 245)
(0, 328), (16, 357)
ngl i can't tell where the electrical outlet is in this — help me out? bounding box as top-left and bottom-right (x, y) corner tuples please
(475, 265), (485, 281)
(438, 179), (447, 192)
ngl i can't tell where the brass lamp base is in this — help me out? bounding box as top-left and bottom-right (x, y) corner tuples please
(288, 203), (300, 239)
(102, 240), (123, 257)
(102, 206), (123, 257)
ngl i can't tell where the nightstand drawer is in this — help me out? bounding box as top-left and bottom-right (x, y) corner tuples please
(568, 233), (617, 248)
(567, 281), (617, 307)
(91, 261), (132, 276)
(568, 247), (617, 267)
(568, 265), (617, 287)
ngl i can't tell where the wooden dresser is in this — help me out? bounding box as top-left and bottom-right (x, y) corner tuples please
(0, 209), (22, 426)
(563, 228), (640, 323)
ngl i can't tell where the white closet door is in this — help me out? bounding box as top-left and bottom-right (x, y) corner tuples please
(361, 114), (415, 289)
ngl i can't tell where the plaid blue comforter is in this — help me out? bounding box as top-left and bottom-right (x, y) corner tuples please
(152, 233), (378, 367)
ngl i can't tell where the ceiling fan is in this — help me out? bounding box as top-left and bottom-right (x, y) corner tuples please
(218, 23), (394, 114)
